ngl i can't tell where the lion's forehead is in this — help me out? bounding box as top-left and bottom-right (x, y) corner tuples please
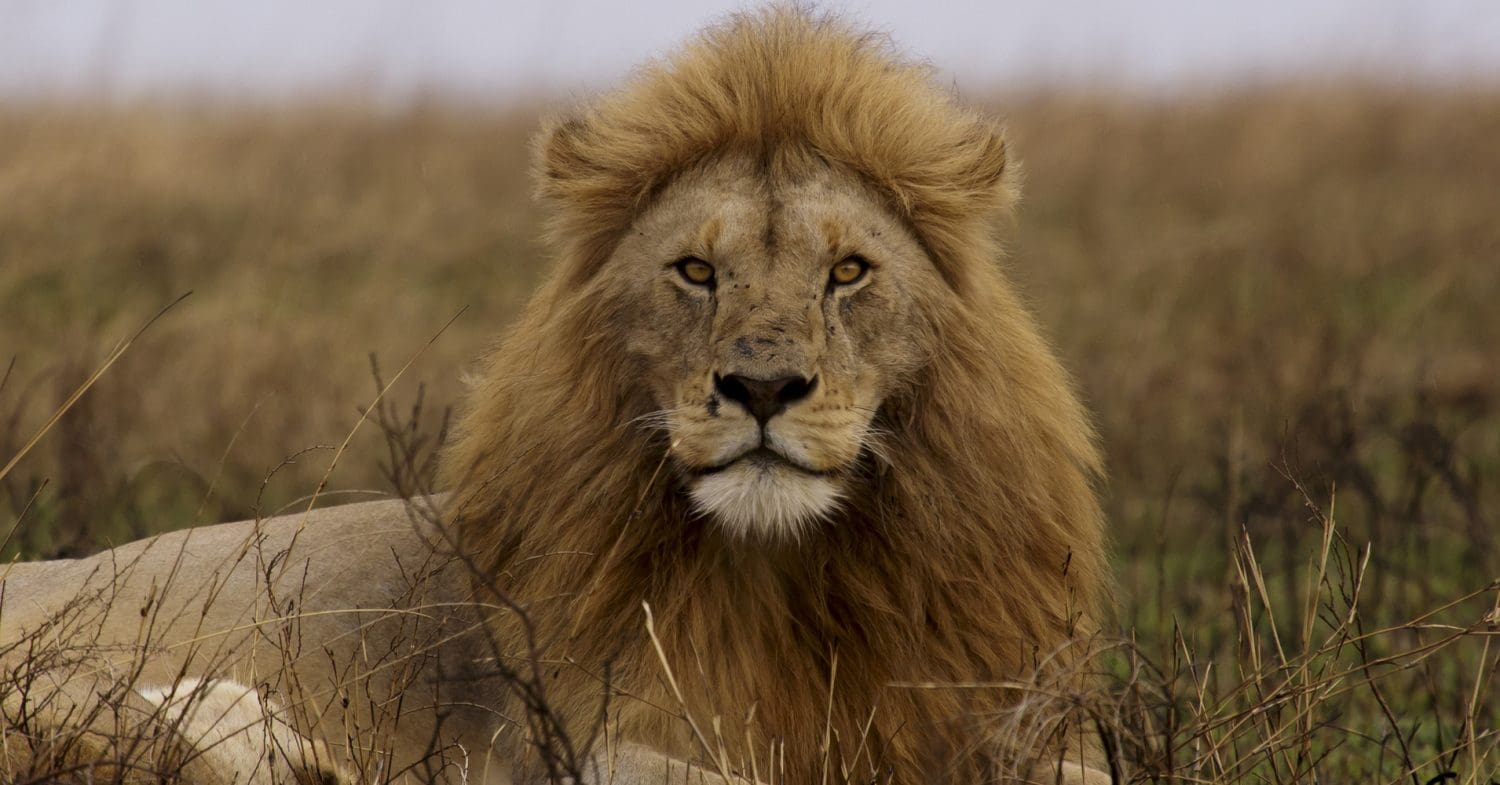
(643, 153), (898, 269)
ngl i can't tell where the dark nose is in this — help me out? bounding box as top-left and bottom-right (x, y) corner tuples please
(714, 373), (817, 426)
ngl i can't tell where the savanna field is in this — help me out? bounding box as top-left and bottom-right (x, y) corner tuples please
(2, 89), (1497, 782)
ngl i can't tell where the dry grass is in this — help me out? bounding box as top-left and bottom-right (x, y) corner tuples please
(1, 87), (1497, 782)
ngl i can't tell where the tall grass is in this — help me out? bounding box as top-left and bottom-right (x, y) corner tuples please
(1, 88), (1496, 782)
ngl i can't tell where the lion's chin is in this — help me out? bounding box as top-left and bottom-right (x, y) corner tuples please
(688, 462), (842, 539)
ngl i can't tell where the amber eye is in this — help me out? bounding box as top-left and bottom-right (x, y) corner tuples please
(830, 256), (869, 286)
(675, 257), (716, 286)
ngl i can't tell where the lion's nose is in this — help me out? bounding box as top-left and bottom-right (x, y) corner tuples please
(714, 373), (817, 426)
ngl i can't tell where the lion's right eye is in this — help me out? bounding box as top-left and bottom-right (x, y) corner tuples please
(675, 257), (716, 287)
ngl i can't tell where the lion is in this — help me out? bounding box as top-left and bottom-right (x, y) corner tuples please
(1, 8), (1110, 785)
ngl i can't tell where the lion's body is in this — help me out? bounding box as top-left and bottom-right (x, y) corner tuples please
(2, 9), (1109, 785)
(0, 499), (503, 783)
(1, 674), (355, 785)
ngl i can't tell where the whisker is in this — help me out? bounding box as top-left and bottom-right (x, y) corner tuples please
(625, 408), (677, 433)
(856, 421), (895, 467)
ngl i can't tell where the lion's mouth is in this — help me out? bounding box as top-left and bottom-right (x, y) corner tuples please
(695, 446), (832, 477)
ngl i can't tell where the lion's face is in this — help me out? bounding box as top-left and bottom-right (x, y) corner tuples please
(600, 153), (941, 537)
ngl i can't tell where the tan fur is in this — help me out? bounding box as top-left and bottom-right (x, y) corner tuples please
(136, 678), (352, 785)
(442, 8), (1108, 783)
(0, 498), (488, 785)
(1, 677), (351, 785)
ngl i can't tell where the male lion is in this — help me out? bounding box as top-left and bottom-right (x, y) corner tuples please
(1, 9), (1110, 785)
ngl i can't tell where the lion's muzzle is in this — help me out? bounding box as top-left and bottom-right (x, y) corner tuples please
(713, 372), (818, 425)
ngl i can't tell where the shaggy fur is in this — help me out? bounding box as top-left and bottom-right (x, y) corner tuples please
(442, 7), (1107, 782)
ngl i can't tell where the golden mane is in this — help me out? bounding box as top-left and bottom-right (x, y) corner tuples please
(441, 7), (1107, 781)
(532, 8), (1017, 294)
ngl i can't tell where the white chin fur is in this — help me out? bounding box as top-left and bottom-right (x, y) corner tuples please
(689, 462), (842, 538)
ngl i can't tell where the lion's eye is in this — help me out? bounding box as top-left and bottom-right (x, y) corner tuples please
(830, 257), (869, 286)
(675, 257), (716, 286)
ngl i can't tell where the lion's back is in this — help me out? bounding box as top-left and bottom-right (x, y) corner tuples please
(0, 497), (445, 643)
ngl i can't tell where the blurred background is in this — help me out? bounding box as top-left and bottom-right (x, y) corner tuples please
(4, 0), (1500, 100)
(1, 3), (1497, 778)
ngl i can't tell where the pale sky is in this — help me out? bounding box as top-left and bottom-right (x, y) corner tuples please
(2, 0), (1498, 103)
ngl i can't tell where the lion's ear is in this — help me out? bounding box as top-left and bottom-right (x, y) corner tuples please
(534, 114), (593, 196)
(531, 113), (635, 275)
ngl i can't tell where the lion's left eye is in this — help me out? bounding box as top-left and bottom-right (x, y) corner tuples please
(830, 257), (869, 286)
(675, 257), (716, 286)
